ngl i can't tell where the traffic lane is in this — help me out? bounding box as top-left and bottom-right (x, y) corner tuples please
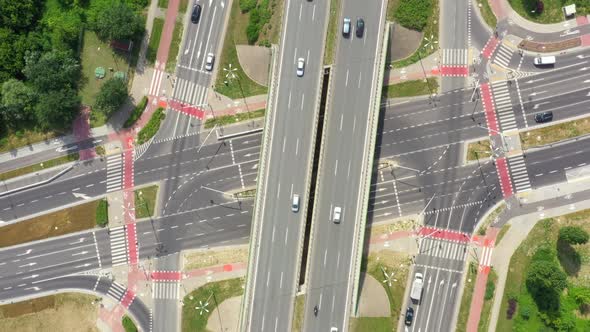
(517, 49), (590, 73)
(524, 142), (590, 189)
(516, 57), (590, 88)
(153, 253), (181, 332)
(521, 93), (590, 128)
(440, 0), (468, 49)
(382, 87), (472, 118)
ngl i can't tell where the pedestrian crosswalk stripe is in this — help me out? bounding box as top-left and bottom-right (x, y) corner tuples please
(107, 282), (127, 301)
(441, 48), (468, 65)
(491, 81), (518, 131)
(508, 154), (532, 193)
(106, 154), (123, 192)
(152, 282), (180, 300)
(109, 225), (128, 266)
(493, 44), (513, 68)
(419, 238), (468, 261)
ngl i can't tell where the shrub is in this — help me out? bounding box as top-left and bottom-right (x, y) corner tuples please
(526, 259), (567, 311)
(559, 226), (589, 245)
(123, 96), (148, 128)
(240, 0), (257, 12)
(122, 315), (138, 332)
(246, 22), (261, 44)
(136, 107), (165, 145)
(94, 77), (128, 118)
(520, 305), (531, 320)
(484, 280), (495, 300)
(95, 199), (108, 227)
(394, 0), (433, 31)
(507, 298), (517, 319)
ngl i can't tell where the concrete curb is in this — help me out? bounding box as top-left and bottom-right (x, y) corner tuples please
(0, 163), (75, 198)
(216, 127), (263, 140)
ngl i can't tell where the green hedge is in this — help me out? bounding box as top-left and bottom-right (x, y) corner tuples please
(246, 0), (271, 44)
(136, 107), (165, 145)
(124, 96), (148, 128)
(240, 0), (257, 12)
(394, 0), (433, 31)
(122, 315), (138, 332)
(95, 199), (108, 227)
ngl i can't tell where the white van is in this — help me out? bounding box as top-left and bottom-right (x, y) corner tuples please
(533, 56), (556, 66)
(291, 194), (300, 213)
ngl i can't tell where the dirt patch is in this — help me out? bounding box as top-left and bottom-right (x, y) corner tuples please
(0, 293), (100, 331)
(235, 45), (271, 86)
(0, 201), (98, 248)
(183, 246), (249, 270)
(369, 219), (417, 238)
(388, 23), (423, 62)
(519, 37), (581, 53)
(206, 295), (242, 332)
(357, 273), (391, 317)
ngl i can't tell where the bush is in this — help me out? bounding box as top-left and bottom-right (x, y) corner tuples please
(94, 77), (128, 118)
(244, 2), (272, 45)
(536, 0), (544, 14)
(526, 259), (567, 311)
(559, 226), (589, 245)
(246, 23), (260, 44)
(394, 0), (433, 31)
(507, 298), (517, 319)
(520, 305), (531, 320)
(123, 96), (148, 128)
(136, 107), (165, 145)
(240, 0), (257, 13)
(96, 199), (108, 227)
(484, 280), (495, 300)
(122, 315), (138, 332)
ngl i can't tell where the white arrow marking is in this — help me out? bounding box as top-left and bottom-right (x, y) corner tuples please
(75, 263), (91, 268)
(56, 145), (78, 153)
(22, 274), (39, 279)
(221, 1), (224, 8)
(72, 251), (88, 256)
(18, 262), (36, 268)
(526, 78), (544, 84)
(73, 192), (91, 200)
(24, 286), (40, 291)
(251, 163), (258, 170)
(17, 249), (32, 256)
(578, 55), (585, 59)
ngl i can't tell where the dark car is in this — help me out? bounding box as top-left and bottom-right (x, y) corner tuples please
(356, 18), (365, 38)
(405, 307), (414, 326)
(191, 4), (202, 24)
(534, 111), (553, 123)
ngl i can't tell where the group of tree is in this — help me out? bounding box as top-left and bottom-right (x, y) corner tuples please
(0, 0), (146, 134)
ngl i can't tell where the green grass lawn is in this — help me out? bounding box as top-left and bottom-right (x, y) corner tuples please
(179, 0), (189, 13)
(324, 0), (342, 65)
(166, 20), (183, 72)
(214, 0), (268, 99)
(79, 31), (130, 111)
(392, 0), (439, 68)
(95, 199), (109, 227)
(0, 153), (78, 182)
(204, 109), (265, 129)
(0, 129), (60, 154)
(497, 211), (590, 331)
(495, 224), (511, 245)
(134, 185), (159, 219)
(349, 317), (394, 331)
(158, 0), (168, 8)
(122, 315), (138, 332)
(382, 78), (439, 98)
(478, 0), (498, 28)
(507, 0), (588, 24)
(456, 262), (478, 332)
(520, 116), (590, 149)
(137, 107), (165, 145)
(181, 278), (244, 332)
(147, 18), (164, 65)
(478, 268), (498, 331)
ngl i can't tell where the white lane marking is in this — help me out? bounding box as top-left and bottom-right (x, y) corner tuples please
(295, 138), (300, 156)
(334, 159), (339, 175)
(301, 93), (305, 110)
(312, 4), (316, 20)
(345, 69), (349, 87)
(299, 3), (302, 21)
(288, 91), (292, 109)
(339, 113), (344, 131)
(282, 137), (286, 153)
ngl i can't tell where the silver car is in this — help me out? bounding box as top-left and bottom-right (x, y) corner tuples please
(296, 57), (305, 77)
(205, 53), (215, 71)
(333, 206), (342, 223)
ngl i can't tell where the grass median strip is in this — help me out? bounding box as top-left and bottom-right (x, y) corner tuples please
(477, 0), (497, 28)
(96, 199), (109, 227)
(0, 153), (78, 182)
(146, 18), (164, 64)
(166, 20), (184, 72)
(137, 107), (165, 145)
(124, 96), (148, 128)
(135, 185), (159, 219)
(456, 262), (478, 332)
(324, 0), (342, 65)
(478, 268), (498, 331)
(204, 109), (265, 129)
(122, 315), (138, 332)
(292, 294), (305, 332)
(0, 199), (98, 248)
(466, 139), (492, 162)
(382, 78), (438, 98)
(520, 116), (590, 149)
(181, 277), (244, 332)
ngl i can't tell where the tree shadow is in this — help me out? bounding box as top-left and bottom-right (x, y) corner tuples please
(557, 238), (582, 276)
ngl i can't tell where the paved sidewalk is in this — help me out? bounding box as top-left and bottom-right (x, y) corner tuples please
(383, 52), (440, 86)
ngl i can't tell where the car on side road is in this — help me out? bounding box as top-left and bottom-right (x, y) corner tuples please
(534, 111), (553, 123)
(205, 53), (215, 71)
(332, 206), (342, 223)
(342, 18), (351, 37)
(330, 328), (338, 332)
(191, 4), (202, 24)
(356, 18), (365, 38)
(291, 194), (300, 212)
(404, 307), (414, 326)
(296, 58), (305, 77)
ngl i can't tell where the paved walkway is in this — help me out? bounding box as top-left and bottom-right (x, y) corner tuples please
(383, 52), (440, 86)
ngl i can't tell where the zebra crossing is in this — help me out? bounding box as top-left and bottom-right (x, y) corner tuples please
(492, 44), (514, 68)
(171, 77), (208, 107)
(107, 282), (127, 301)
(507, 154), (532, 193)
(152, 282), (180, 300)
(491, 81), (518, 131)
(441, 48), (468, 66)
(109, 226), (128, 266)
(106, 154), (123, 192)
(418, 237), (468, 262)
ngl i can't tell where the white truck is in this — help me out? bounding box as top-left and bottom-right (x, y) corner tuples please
(410, 273), (424, 302)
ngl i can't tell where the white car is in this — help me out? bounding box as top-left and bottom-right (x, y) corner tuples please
(296, 57), (305, 77)
(205, 53), (215, 71)
(333, 206), (342, 223)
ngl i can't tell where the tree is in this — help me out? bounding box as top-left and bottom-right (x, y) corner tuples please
(571, 287), (590, 313)
(526, 260), (567, 311)
(94, 78), (128, 117)
(0, 79), (36, 128)
(23, 50), (80, 92)
(43, 7), (84, 50)
(0, 28), (29, 82)
(559, 226), (589, 245)
(88, 2), (143, 41)
(0, 0), (43, 32)
(394, 0), (433, 32)
(35, 88), (80, 130)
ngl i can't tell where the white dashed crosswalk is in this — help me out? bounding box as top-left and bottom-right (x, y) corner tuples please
(508, 154), (532, 193)
(109, 226), (128, 266)
(149, 68), (165, 96)
(441, 48), (468, 65)
(106, 154), (123, 192)
(492, 44), (514, 68)
(107, 282), (127, 301)
(418, 238), (468, 262)
(172, 78), (208, 107)
(491, 81), (517, 131)
(153, 282), (180, 300)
